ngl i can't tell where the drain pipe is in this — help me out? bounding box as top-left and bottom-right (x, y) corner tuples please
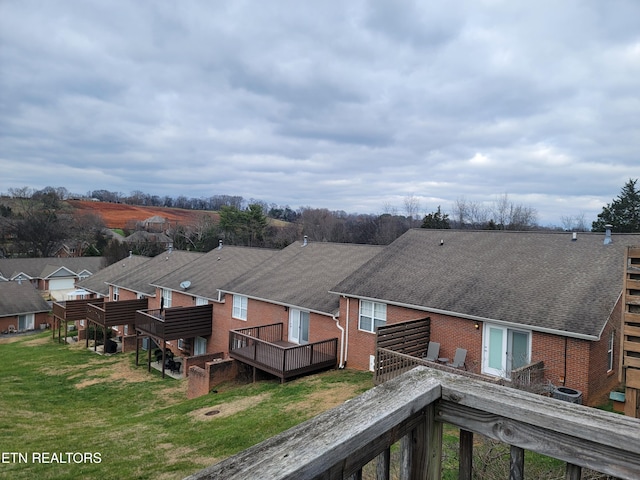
(333, 313), (345, 368)
(344, 296), (350, 367)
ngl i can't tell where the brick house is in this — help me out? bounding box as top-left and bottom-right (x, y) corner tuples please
(147, 244), (276, 359)
(0, 257), (104, 301)
(330, 229), (640, 406)
(218, 239), (383, 372)
(0, 280), (51, 333)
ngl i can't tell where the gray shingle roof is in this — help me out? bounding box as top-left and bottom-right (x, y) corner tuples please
(0, 281), (51, 317)
(107, 250), (204, 296)
(0, 257), (105, 280)
(151, 246), (277, 300)
(331, 229), (640, 339)
(220, 241), (384, 315)
(76, 255), (151, 296)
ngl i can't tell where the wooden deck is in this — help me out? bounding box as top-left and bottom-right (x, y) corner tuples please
(185, 367), (640, 480)
(229, 323), (338, 382)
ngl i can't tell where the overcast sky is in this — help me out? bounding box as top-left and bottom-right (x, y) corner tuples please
(1, 1), (639, 226)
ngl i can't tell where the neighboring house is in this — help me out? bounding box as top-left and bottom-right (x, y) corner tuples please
(124, 230), (173, 248)
(0, 257), (105, 301)
(147, 243), (276, 359)
(218, 240), (384, 374)
(75, 254), (151, 299)
(99, 249), (204, 348)
(142, 215), (171, 233)
(0, 281), (51, 333)
(330, 228), (640, 406)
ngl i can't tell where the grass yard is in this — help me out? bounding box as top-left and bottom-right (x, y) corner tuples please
(0, 332), (373, 480)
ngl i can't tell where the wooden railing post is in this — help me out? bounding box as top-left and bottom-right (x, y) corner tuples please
(509, 445), (524, 480)
(565, 463), (581, 480)
(376, 448), (391, 480)
(459, 429), (473, 480)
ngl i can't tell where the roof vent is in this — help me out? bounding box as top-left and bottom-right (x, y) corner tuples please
(572, 232), (577, 241)
(218, 240), (223, 250)
(302, 235), (308, 247)
(604, 225), (613, 245)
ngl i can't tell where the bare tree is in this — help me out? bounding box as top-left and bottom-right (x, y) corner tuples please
(403, 195), (421, 228)
(490, 194), (538, 230)
(561, 213), (588, 232)
(452, 197), (489, 229)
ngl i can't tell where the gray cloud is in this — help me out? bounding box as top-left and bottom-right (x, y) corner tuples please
(1, 0), (639, 226)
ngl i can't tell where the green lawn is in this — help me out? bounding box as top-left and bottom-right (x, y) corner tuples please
(0, 332), (570, 480)
(0, 332), (373, 480)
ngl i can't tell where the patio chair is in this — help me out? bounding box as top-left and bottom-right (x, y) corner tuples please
(447, 348), (467, 370)
(423, 342), (440, 362)
(170, 361), (181, 374)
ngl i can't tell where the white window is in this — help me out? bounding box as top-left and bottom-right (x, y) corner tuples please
(195, 296), (208, 306)
(232, 295), (248, 320)
(289, 309), (310, 344)
(483, 324), (531, 379)
(18, 314), (34, 331)
(194, 336), (207, 355)
(112, 286), (119, 302)
(123, 324), (129, 336)
(607, 331), (614, 372)
(359, 300), (386, 333)
(162, 289), (172, 309)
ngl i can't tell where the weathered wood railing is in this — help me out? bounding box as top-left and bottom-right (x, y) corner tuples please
(185, 367), (640, 480)
(229, 324), (338, 382)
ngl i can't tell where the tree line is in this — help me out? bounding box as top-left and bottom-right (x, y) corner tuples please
(1, 180), (638, 261)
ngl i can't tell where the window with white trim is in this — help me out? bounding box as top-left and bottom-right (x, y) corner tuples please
(195, 296), (208, 306)
(607, 330), (614, 372)
(359, 300), (386, 333)
(162, 288), (172, 309)
(232, 295), (248, 320)
(112, 286), (119, 301)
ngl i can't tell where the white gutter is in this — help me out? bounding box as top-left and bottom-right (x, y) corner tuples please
(344, 296), (350, 366)
(332, 313), (345, 368)
(331, 292), (601, 341)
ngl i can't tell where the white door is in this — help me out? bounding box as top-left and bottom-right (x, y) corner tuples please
(483, 324), (507, 377)
(288, 309), (309, 344)
(18, 314), (35, 331)
(194, 336), (207, 355)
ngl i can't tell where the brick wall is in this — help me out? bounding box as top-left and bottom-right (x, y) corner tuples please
(209, 295), (342, 357)
(341, 296), (483, 372)
(187, 358), (240, 399)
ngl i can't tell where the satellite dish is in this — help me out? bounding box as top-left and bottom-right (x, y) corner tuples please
(179, 280), (191, 290)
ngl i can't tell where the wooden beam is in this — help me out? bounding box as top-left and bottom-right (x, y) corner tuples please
(459, 430), (473, 480)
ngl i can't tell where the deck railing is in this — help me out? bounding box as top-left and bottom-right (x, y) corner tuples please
(229, 324), (338, 382)
(185, 366), (640, 480)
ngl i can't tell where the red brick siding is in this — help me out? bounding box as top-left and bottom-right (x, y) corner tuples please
(0, 312), (50, 332)
(210, 295), (341, 357)
(340, 295), (615, 405)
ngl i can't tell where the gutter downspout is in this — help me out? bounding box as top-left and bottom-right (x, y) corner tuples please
(333, 313), (345, 368)
(344, 296), (350, 368)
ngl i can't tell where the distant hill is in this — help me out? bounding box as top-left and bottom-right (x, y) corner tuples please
(67, 200), (218, 229)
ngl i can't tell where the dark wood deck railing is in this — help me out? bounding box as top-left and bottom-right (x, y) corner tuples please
(135, 304), (212, 341)
(229, 323), (338, 382)
(185, 367), (640, 480)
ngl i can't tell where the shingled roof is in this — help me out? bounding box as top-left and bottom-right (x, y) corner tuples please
(76, 255), (151, 296)
(220, 241), (384, 315)
(331, 229), (640, 339)
(151, 245), (276, 300)
(107, 250), (204, 297)
(0, 281), (51, 317)
(0, 257), (105, 280)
